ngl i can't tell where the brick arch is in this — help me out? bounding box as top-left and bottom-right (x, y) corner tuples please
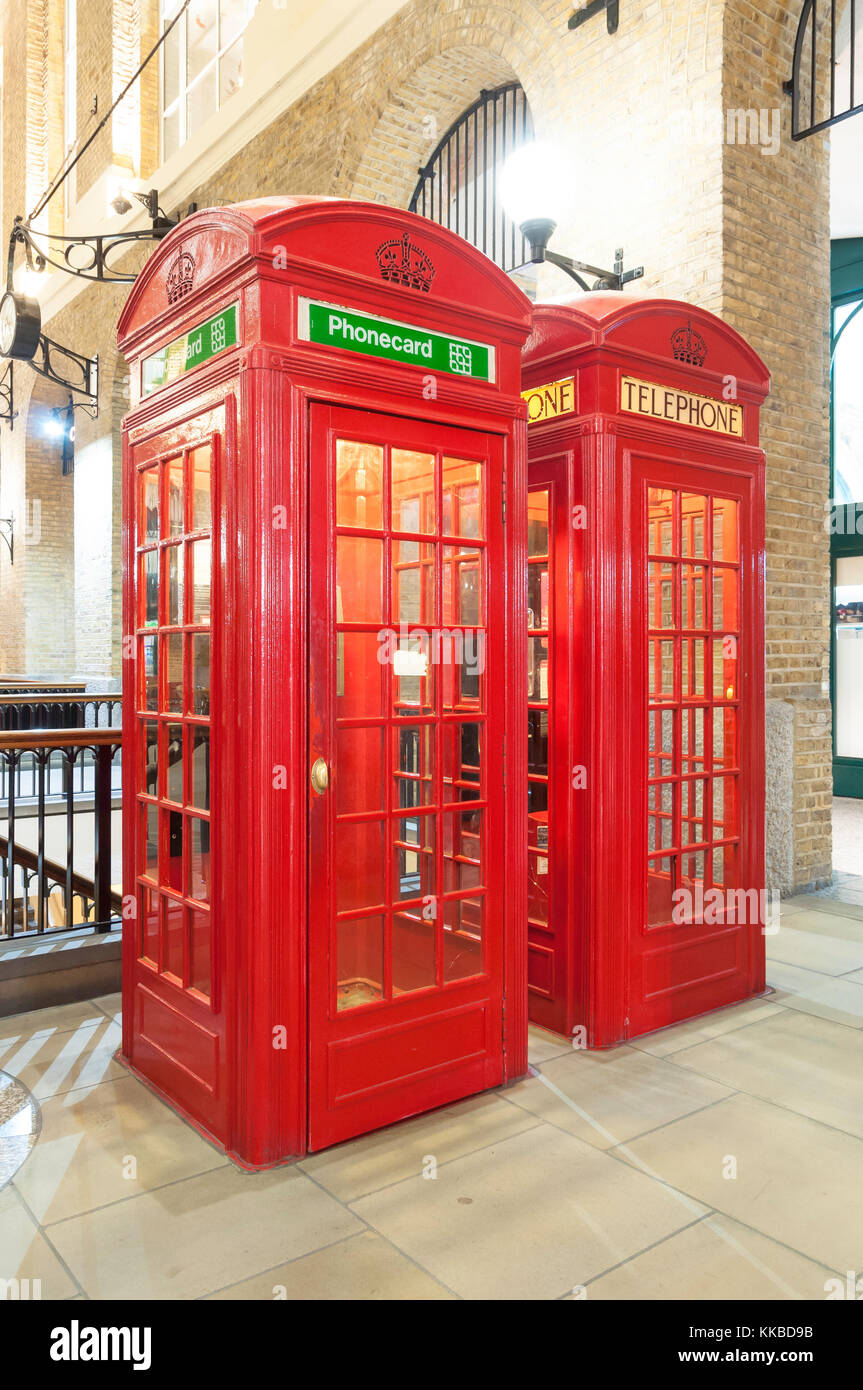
(344, 2), (559, 208)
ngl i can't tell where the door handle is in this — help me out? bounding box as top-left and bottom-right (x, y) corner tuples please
(310, 757), (329, 795)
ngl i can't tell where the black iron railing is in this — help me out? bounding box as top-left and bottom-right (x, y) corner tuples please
(0, 692), (121, 731)
(410, 83), (534, 275)
(788, 0), (863, 139)
(0, 729), (122, 938)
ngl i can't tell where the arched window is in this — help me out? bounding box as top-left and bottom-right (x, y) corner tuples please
(410, 83), (534, 274)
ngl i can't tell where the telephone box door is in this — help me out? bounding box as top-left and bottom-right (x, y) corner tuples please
(308, 405), (507, 1150)
(634, 456), (763, 1037)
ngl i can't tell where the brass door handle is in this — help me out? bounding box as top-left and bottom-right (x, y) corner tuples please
(310, 757), (329, 795)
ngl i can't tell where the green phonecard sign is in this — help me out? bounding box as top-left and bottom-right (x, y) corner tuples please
(297, 298), (496, 383)
(141, 303), (239, 396)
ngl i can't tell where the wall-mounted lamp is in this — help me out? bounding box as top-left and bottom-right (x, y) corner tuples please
(501, 142), (643, 291)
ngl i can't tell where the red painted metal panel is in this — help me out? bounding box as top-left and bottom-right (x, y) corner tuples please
(522, 295), (768, 1046)
(118, 198), (530, 1163)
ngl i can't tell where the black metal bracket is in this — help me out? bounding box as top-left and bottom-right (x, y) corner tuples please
(568, 0), (619, 34)
(0, 516), (12, 563)
(0, 361), (14, 427)
(6, 194), (196, 291)
(545, 245), (643, 291)
(30, 336), (98, 409)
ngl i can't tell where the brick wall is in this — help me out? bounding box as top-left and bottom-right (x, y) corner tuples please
(0, 0), (834, 887)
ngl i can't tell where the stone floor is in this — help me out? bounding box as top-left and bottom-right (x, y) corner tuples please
(3, 895), (863, 1300)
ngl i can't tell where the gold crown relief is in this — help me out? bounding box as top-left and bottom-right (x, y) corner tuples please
(375, 233), (435, 293)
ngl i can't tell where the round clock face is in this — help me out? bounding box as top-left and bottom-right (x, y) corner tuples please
(0, 291), (41, 360)
(0, 293), (18, 356)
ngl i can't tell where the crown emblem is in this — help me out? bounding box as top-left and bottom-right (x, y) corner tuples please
(671, 321), (707, 366)
(166, 249), (196, 305)
(375, 232), (435, 293)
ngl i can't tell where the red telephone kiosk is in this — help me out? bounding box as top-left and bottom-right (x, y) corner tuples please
(117, 198), (532, 1164)
(521, 296), (769, 1044)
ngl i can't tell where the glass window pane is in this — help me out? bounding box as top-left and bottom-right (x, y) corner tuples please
(682, 565), (706, 629)
(140, 886), (159, 964)
(168, 458), (184, 536)
(189, 907), (211, 997)
(528, 489), (549, 557)
(442, 458), (483, 539)
(713, 497), (739, 562)
(335, 821), (385, 915)
(187, 0), (218, 83)
(393, 540), (434, 625)
(191, 726), (210, 810)
(187, 62), (217, 139)
(218, 35), (243, 103)
(394, 723), (434, 809)
(443, 895), (483, 981)
(141, 550), (159, 627)
(528, 562), (548, 629)
(337, 536), (383, 623)
(528, 636), (548, 702)
(141, 635), (158, 711)
(192, 633), (210, 714)
(392, 910), (436, 996)
(835, 554), (863, 757)
(681, 493), (707, 557)
(337, 725), (385, 816)
(162, 895), (184, 980)
(143, 721), (159, 797)
(834, 299), (863, 503)
(191, 446), (211, 531)
(393, 449), (435, 534)
(337, 916), (384, 1010)
(713, 566), (738, 631)
(167, 545), (183, 625)
(141, 802), (159, 880)
(647, 856), (676, 927)
(394, 812), (436, 901)
(338, 633), (385, 719)
(528, 709), (548, 776)
(162, 106), (180, 161)
(220, 0), (246, 47)
(166, 723), (183, 803)
(191, 540), (211, 622)
(443, 547), (482, 626)
(336, 441), (383, 530)
(141, 468), (159, 542)
(442, 721), (480, 802)
(394, 634), (434, 713)
(165, 633), (183, 712)
(648, 488), (676, 556)
(649, 639), (675, 700)
(713, 636), (737, 699)
(648, 562), (674, 630)
(189, 817), (211, 902)
(162, 16), (181, 109)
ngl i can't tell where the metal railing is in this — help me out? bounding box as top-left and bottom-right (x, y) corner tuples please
(0, 728), (122, 938)
(0, 692), (121, 731)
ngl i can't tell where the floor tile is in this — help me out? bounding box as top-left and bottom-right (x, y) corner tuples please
(767, 924), (863, 975)
(351, 1123), (707, 1300)
(48, 1163), (364, 1300)
(766, 959), (863, 1028)
(0, 1184), (78, 1299)
(14, 1075), (228, 1224)
(205, 1229), (454, 1300)
(671, 1009), (863, 1138)
(528, 1025), (574, 1066)
(620, 1093), (863, 1272)
(0, 1002), (107, 1042)
(299, 1091), (541, 1202)
(773, 910), (863, 943)
(628, 998), (785, 1057)
(0, 1016), (124, 1100)
(579, 1215), (837, 1301)
(504, 1046), (731, 1149)
(90, 992), (122, 1020)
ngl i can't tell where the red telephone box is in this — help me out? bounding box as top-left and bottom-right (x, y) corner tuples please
(117, 198), (531, 1164)
(521, 296), (769, 1044)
